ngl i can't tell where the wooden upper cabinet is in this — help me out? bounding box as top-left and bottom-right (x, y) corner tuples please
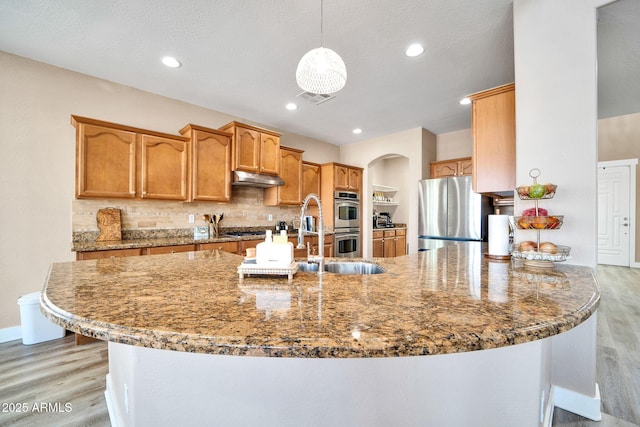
(235, 126), (260, 172)
(302, 161), (321, 198)
(348, 168), (362, 192)
(219, 122), (281, 176)
(430, 157), (472, 179)
(331, 164), (362, 192)
(468, 83), (516, 194)
(73, 115), (190, 201)
(334, 165), (349, 189)
(139, 134), (189, 200)
(264, 146), (304, 206)
(73, 117), (137, 199)
(259, 132), (280, 175)
(180, 124), (232, 202)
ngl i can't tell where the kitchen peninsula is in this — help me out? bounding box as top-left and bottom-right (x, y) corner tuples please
(42, 243), (600, 426)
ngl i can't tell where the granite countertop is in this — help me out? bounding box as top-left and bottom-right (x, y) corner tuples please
(72, 229), (332, 252)
(42, 243), (600, 358)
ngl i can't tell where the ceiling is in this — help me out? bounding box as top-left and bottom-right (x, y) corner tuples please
(0, 0), (637, 146)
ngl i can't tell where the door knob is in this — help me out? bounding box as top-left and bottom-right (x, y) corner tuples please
(622, 223), (629, 226)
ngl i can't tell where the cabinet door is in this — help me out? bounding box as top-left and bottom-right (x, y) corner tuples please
(471, 84), (515, 193)
(348, 168), (362, 192)
(372, 234), (384, 258)
(279, 148), (302, 204)
(264, 147), (302, 206)
(334, 165), (349, 190)
(302, 162), (321, 198)
(323, 240), (334, 257)
(458, 158), (473, 176)
(259, 133), (280, 175)
(238, 239), (263, 256)
(76, 123), (137, 199)
(383, 230), (396, 257)
(431, 161), (458, 178)
(192, 130), (231, 202)
(76, 248), (142, 260)
(197, 241), (238, 253)
(144, 244), (196, 255)
(139, 134), (189, 200)
(395, 229), (407, 257)
(234, 127), (260, 172)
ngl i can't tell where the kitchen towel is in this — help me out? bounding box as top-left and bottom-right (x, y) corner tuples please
(488, 214), (510, 256)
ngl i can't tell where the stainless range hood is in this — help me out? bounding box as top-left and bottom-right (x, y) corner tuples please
(232, 170), (284, 188)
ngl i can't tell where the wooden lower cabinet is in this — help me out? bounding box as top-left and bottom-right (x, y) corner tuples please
(76, 248), (142, 260)
(198, 241), (238, 253)
(383, 230), (396, 258)
(238, 239), (263, 257)
(395, 229), (407, 257)
(144, 244), (196, 255)
(372, 228), (406, 258)
(372, 231), (384, 258)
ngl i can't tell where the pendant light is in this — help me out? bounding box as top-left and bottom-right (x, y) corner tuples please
(296, 0), (347, 95)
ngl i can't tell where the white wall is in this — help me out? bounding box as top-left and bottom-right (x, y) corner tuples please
(0, 52), (339, 330)
(513, 0), (608, 269)
(340, 127), (437, 257)
(436, 128), (473, 161)
(513, 0), (610, 403)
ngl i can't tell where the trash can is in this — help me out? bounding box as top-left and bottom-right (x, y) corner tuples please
(17, 292), (65, 345)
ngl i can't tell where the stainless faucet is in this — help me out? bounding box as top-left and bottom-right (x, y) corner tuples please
(298, 193), (324, 274)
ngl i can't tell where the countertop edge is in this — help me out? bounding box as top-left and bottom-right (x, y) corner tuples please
(41, 255), (601, 358)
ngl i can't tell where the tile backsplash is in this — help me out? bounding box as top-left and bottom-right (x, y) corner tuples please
(72, 187), (302, 235)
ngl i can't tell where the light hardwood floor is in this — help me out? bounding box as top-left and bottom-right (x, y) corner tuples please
(552, 264), (640, 427)
(0, 265), (638, 426)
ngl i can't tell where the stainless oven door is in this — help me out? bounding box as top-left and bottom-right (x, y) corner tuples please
(334, 231), (360, 258)
(334, 199), (359, 229)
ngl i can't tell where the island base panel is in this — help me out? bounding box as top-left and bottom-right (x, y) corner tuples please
(105, 340), (551, 427)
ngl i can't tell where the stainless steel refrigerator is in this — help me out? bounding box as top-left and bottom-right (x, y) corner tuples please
(418, 176), (492, 250)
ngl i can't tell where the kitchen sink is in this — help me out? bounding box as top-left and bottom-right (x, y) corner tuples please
(297, 261), (385, 275)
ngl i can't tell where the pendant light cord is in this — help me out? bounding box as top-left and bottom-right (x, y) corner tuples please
(320, 0), (324, 47)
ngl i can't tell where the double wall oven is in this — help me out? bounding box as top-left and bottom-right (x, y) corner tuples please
(334, 191), (361, 257)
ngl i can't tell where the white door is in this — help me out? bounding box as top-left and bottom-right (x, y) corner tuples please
(598, 165), (631, 266)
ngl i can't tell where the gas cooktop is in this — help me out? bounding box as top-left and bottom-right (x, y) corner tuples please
(224, 231), (267, 237)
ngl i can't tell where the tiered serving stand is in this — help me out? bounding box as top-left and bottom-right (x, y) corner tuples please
(511, 169), (571, 268)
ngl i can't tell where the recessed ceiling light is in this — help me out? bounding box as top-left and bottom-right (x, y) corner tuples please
(352, 128), (362, 134)
(459, 97), (471, 105)
(285, 102), (298, 111)
(161, 56), (181, 68)
(405, 44), (424, 57)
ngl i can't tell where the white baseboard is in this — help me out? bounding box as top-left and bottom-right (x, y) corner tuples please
(0, 326), (22, 343)
(552, 383), (602, 421)
(104, 374), (122, 427)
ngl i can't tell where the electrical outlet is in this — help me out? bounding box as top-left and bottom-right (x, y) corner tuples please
(188, 214), (195, 223)
(268, 214), (273, 221)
